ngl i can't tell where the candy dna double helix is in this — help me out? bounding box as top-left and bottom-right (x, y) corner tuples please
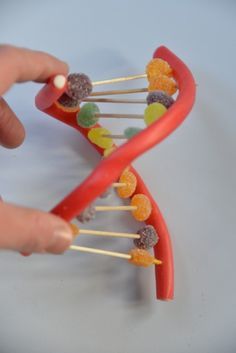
(35, 46), (196, 301)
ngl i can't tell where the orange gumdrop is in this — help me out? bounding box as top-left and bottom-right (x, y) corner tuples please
(129, 248), (154, 267)
(131, 194), (152, 221)
(148, 75), (178, 96)
(146, 58), (173, 80)
(70, 223), (79, 237)
(117, 170), (137, 199)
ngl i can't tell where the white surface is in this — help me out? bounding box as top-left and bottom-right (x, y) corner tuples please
(0, 0), (236, 352)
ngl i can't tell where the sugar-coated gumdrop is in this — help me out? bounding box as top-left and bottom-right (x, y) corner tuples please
(131, 194), (152, 221)
(103, 146), (116, 157)
(129, 249), (155, 267)
(88, 127), (113, 149)
(146, 90), (174, 108)
(67, 73), (93, 100)
(77, 103), (99, 128)
(76, 204), (96, 223)
(144, 102), (167, 126)
(124, 127), (143, 139)
(134, 225), (158, 249)
(117, 170), (137, 199)
(57, 93), (80, 110)
(146, 58), (173, 81)
(70, 223), (79, 236)
(100, 187), (112, 199)
(148, 75), (177, 96)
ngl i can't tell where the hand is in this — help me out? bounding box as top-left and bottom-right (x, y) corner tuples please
(0, 45), (73, 254)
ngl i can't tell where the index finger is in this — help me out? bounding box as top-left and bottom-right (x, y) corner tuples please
(0, 45), (69, 95)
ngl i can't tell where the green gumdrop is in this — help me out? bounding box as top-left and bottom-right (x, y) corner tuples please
(76, 103), (100, 128)
(124, 127), (143, 139)
(144, 102), (167, 126)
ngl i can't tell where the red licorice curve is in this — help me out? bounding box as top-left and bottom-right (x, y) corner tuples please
(35, 46), (196, 301)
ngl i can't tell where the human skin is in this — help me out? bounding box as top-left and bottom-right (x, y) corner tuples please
(0, 45), (73, 254)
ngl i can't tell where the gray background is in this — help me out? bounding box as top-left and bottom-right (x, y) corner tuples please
(0, 0), (236, 352)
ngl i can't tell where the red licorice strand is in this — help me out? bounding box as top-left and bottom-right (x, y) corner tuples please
(39, 105), (173, 300)
(35, 46), (196, 300)
(48, 46), (195, 223)
(130, 166), (174, 300)
(35, 76), (67, 111)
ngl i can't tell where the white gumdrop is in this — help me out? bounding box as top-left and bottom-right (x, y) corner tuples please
(53, 75), (66, 89)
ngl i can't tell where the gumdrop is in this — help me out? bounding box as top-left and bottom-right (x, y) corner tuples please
(146, 58), (173, 80)
(77, 103), (99, 128)
(67, 73), (93, 100)
(146, 90), (174, 108)
(117, 170), (137, 199)
(57, 93), (80, 111)
(103, 146), (116, 157)
(76, 204), (96, 223)
(129, 249), (155, 267)
(131, 194), (152, 221)
(144, 102), (167, 126)
(148, 75), (177, 96)
(134, 225), (158, 249)
(88, 127), (113, 149)
(100, 187), (112, 199)
(124, 127), (142, 139)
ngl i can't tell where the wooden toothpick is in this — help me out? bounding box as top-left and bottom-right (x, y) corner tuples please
(69, 245), (162, 266)
(92, 73), (147, 86)
(83, 98), (146, 104)
(70, 245), (131, 259)
(71, 224), (140, 239)
(94, 113), (143, 119)
(90, 88), (148, 97)
(95, 205), (137, 211)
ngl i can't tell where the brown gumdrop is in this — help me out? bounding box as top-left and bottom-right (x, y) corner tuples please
(134, 225), (158, 249)
(56, 93), (80, 112)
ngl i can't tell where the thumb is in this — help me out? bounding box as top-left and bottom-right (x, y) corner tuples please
(0, 201), (73, 254)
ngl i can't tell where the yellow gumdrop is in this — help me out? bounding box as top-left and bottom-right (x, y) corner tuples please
(103, 146), (116, 157)
(88, 127), (114, 149)
(144, 102), (167, 126)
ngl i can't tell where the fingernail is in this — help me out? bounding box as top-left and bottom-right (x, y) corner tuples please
(47, 227), (73, 254)
(20, 251), (31, 257)
(52, 228), (72, 245)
